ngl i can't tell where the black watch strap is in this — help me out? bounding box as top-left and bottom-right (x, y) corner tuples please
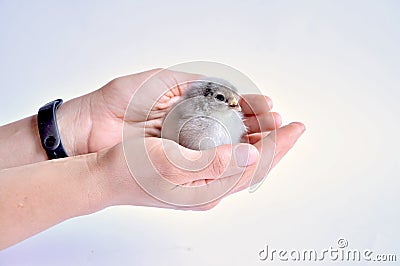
(37, 99), (68, 159)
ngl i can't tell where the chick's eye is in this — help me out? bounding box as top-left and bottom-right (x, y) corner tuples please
(215, 94), (225, 102)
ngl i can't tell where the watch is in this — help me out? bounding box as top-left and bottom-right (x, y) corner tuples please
(37, 99), (69, 159)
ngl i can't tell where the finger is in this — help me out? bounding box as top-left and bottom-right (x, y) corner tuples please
(271, 122), (305, 169)
(146, 140), (261, 207)
(240, 94), (273, 115)
(111, 68), (202, 95)
(155, 70), (205, 107)
(206, 119), (290, 194)
(242, 132), (270, 144)
(125, 69), (204, 121)
(248, 122), (305, 190)
(149, 140), (260, 184)
(244, 112), (282, 134)
(124, 138), (259, 207)
(222, 122), (306, 195)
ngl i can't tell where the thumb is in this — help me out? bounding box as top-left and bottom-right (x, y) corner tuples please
(150, 140), (259, 184)
(155, 141), (260, 206)
(187, 143), (260, 182)
(124, 138), (260, 207)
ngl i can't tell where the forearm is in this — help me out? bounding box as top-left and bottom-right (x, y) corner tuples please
(0, 115), (47, 169)
(0, 153), (108, 250)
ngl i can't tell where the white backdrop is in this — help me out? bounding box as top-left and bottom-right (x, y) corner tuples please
(0, 1), (399, 265)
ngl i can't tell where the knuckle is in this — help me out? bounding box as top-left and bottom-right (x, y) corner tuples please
(156, 163), (179, 181)
(153, 161), (176, 181)
(107, 77), (124, 89)
(148, 145), (173, 176)
(209, 152), (229, 178)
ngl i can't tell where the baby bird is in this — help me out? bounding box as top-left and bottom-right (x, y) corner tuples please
(161, 77), (247, 150)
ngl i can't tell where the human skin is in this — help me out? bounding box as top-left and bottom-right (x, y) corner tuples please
(0, 69), (305, 249)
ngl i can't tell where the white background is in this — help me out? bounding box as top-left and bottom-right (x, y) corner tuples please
(0, 1), (399, 265)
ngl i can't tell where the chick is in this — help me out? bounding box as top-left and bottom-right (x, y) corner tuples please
(161, 77), (247, 150)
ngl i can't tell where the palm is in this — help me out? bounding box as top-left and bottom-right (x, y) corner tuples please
(84, 69), (280, 153)
(84, 70), (191, 152)
(84, 69), (304, 208)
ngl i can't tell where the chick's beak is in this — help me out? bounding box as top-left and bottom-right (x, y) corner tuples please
(229, 98), (241, 111)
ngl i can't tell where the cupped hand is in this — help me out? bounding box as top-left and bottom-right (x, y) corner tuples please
(58, 69), (283, 156)
(57, 69), (197, 155)
(75, 68), (306, 210)
(96, 122), (305, 211)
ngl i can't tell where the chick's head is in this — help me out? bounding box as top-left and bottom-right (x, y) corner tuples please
(183, 78), (242, 112)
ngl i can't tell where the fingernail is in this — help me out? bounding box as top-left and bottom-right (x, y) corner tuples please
(235, 144), (259, 167)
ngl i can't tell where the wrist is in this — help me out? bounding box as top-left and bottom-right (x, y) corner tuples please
(94, 143), (156, 208)
(79, 151), (114, 214)
(93, 145), (131, 208)
(56, 95), (92, 156)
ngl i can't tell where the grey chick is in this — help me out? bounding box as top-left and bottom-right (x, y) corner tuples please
(161, 77), (247, 150)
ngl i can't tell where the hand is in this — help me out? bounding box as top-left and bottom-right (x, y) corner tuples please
(0, 68), (305, 249)
(57, 69), (199, 155)
(58, 69), (284, 155)
(96, 122), (304, 210)
(81, 69), (305, 210)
